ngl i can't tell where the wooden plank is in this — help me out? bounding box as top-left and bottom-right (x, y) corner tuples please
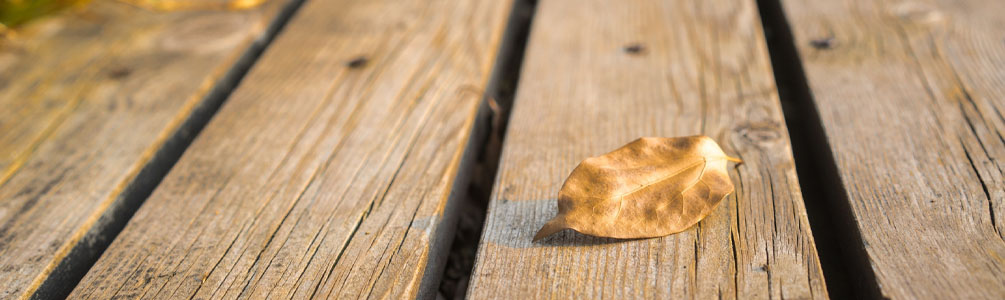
(775, 0), (1005, 297)
(467, 0), (827, 298)
(69, 0), (514, 298)
(0, 0), (297, 298)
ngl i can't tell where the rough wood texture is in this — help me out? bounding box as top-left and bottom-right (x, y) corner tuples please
(468, 0), (827, 298)
(778, 0), (1005, 297)
(70, 0), (513, 298)
(0, 0), (293, 298)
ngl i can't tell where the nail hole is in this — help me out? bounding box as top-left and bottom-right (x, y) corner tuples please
(809, 37), (834, 49)
(107, 67), (132, 79)
(346, 56), (368, 68)
(623, 43), (645, 55)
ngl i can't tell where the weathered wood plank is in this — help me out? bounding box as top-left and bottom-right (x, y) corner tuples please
(0, 0), (296, 298)
(69, 0), (514, 298)
(776, 0), (1005, 297)
(467, 0), (827, 298)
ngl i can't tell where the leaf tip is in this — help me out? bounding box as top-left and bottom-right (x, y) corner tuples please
(726, 156), (743, 163)
(532, 218), (568, 242)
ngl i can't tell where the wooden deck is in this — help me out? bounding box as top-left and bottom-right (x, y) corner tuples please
(0, 0), (1002, 299)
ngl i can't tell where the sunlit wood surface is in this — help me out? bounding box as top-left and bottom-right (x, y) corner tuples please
(0, 0), (1002, 298)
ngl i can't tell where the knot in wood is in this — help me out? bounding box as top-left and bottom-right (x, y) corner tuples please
(736, 121), (782, 145)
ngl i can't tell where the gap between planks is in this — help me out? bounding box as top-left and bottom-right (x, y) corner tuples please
(436, 0), (538, 298)
(755, 0), (865, 297)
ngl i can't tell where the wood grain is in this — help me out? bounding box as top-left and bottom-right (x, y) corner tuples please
(467, 0), (827, 298)
(69, 0), (514, 298)
(777, 0), (1005, 297)
(0, 0), (294, 298)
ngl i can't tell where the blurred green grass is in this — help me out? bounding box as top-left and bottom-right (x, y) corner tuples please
(1, 0), (266, 29)
(0, 0), (89, 28)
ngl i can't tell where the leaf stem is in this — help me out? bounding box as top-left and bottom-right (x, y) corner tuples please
(725, 156), (743, 163)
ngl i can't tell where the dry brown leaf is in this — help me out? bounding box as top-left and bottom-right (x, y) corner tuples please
(533, 136), (741, 241)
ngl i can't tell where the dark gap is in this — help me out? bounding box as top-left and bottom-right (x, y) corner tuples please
(29, 0), (310, 298)
(435, 0), (537, 299)
(755, 0), (884, 298)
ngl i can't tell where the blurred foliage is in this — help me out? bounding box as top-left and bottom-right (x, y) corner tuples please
(0, 0), (90, 28)
(0, 0), (267, 29)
